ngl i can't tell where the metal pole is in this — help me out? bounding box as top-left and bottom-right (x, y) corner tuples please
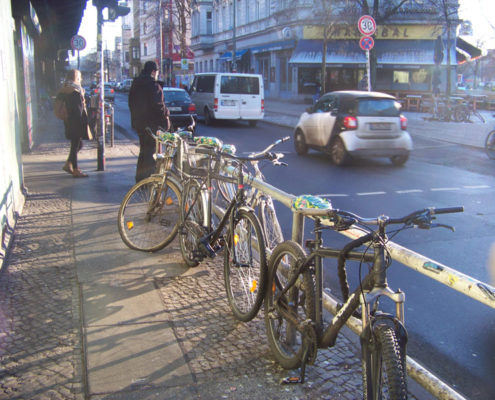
(159, 0), (163, 78)
(232, 0), (237, 72)
(366, 49), (371, 91)
(97, 6), (105, 171)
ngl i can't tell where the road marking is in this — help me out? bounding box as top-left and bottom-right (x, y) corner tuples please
(463, 185), (491, 189)
(430, 187), (461, 191)
(356, 191), (387, 196)
(396, 189), (423, 194)
(319, 194), (349, 197)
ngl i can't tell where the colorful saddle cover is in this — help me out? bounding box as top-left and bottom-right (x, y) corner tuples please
(291, 195), (333, 212)
(193, 136), (223, 148)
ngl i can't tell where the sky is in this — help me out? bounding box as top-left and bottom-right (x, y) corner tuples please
(73, 0), (495, 58)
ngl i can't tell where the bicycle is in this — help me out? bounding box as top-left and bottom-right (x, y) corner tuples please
(485, 128), (495, 160)
(179, 138), (288, 322)
(453, 97), (485, 123)
(264, 197), (463, 398)
(117, 126), (193, 252)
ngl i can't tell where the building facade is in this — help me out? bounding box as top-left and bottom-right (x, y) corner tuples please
(191, 0), (466, 100)
(123, 0), (194, 85)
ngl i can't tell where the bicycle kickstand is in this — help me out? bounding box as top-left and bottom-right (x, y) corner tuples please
(281, 346), (310, 385)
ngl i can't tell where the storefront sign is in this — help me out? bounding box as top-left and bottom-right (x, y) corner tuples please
(304, 25), (442, 40)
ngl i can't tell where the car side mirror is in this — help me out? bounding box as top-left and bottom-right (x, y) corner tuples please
(330, 109), (338, 116)
(306, 106), (313, 113)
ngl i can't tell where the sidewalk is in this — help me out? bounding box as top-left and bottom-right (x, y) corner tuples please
(0, 113), (434, 399)
(263, 97), (493, 149)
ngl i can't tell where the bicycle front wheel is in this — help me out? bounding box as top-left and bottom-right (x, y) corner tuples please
(362, 324), (407, 400)
(179, 179), (206, 267)
(117, 176), (181, 252)
(264, 241), (315, 369)
(486, 130), (495, 160)
(224, 209), (267, 322)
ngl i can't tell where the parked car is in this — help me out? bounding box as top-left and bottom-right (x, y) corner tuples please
(294, 90), (412, 166)
(92, 84), (115, 102)
(162, 87), (197, 132)
(121, 78), (133, 92)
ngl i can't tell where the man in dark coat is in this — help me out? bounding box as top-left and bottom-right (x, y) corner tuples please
(128, 61), (170, 182)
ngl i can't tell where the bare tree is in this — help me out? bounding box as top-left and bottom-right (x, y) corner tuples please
(172, 0), (193, 58)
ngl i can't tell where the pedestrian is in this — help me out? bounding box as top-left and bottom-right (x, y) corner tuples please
(57, 69), (91, 178)
(358, 75), (368, 91)
(128, 61), (170, 183)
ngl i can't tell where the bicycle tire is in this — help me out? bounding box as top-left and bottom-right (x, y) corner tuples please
(362, 324), (407, 400)
(259, 197), (284, 252)
(117, 176), (181, 252)
(454, 105), (468, 123)
(224, 209), (267, 322)
(179, 179), (207, 267)
(264, 241), (315, 369)
(485, 130), (495, 160)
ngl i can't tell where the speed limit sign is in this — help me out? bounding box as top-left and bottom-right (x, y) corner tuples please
(358, 15), (376, 36)
(71, 35), (86, 51)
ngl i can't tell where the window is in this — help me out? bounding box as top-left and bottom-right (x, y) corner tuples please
(197, 76), (215, 93)
(163, 90), (190, 102)
(206, 11), (212, 35)
(354, 99), (401, 117)
(125, 51), (129, 62)
(315, 96), (337, 112)
(220, 76), (260, 95)
(393, 70), (409, 84)
(143, 22), (147, 35)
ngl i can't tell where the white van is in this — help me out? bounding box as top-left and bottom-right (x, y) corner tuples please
(189, 73), (264, 127)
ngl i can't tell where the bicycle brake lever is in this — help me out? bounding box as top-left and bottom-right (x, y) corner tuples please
(431, 223), (455, 232)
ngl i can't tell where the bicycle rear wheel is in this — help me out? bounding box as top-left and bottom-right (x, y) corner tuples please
(486, 130), (495, 160)
(224, 209), (267, 322)
(179, 179), (207, 267)
(117, 176), (181, 252)
(259, 197), (284, 252)
(264, 241), (315, 369)
(362, 324), (407, 400)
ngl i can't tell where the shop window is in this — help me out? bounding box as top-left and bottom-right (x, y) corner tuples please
(412, 69), (428, 84)
(393, 71), (409, 84)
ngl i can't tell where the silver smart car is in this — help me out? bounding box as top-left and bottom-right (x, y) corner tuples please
(294, 91), (412, 166)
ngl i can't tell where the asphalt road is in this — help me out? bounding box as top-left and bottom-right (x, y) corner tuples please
(113, 92), (495, 399)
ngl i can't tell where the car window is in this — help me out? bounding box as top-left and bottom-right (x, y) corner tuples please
(197, 76), (215, 93)
(163, 90), (190, 102)
(353, 99), (401, 117)
(315, 96), (337, 113)
(220, 76), (260, 95)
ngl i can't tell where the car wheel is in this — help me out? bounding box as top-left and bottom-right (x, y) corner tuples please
(390, 154), (409, 166)
(330, 137), (350, 166)
(294, 129), (308, 155)
(204, 108), (213, 126)
(248, 120), (257, 128)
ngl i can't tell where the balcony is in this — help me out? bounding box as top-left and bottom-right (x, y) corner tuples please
(191, 35), (214, 51)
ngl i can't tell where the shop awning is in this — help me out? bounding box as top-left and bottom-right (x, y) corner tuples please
(374, 40), (459, 66)
(289, 39), (366, 65)
(289, 39), (460, 67)
(219, 49), (249, 60)
(456, 37), (482, 61)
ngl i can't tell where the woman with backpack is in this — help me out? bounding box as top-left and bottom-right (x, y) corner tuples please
(56, 69), (91, 178)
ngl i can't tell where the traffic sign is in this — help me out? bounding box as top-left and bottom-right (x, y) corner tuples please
(358, 15), (376, 36)
(359, 36), (375, 51)
(71, 35), (86, 51)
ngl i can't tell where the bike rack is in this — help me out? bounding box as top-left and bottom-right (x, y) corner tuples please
(219, 164), (494, 400)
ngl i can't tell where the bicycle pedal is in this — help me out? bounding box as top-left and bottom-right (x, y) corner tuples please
(281, 376), (303, 385)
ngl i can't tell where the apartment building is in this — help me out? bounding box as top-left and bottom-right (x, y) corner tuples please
(191, 0), (477, 100)
(124, 0), (194, 85)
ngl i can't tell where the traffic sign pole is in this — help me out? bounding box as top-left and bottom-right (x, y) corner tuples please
(358, 15), (376, 92)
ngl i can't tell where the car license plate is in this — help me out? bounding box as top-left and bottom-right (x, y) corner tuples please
(221, 100), (236, 106)
(370, 123), (391, 131)
(169, 107), (182, 111)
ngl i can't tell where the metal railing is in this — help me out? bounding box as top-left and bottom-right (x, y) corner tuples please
(218, 164), (495, 400)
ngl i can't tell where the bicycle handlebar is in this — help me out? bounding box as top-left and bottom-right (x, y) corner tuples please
(296, 206), (464, 230)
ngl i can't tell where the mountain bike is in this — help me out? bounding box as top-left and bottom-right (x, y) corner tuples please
(485, 128), (495, 160)
(264, 199), (463, 398)
(179, 138), (288, 321)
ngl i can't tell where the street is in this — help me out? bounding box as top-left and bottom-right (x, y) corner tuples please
(113, 92), (495, 399)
